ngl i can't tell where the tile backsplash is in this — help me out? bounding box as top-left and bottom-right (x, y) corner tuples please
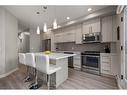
(56, 42), (117, 53)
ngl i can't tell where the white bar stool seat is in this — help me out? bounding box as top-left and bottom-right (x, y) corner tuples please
(19, 53), (32, 82)
(19, 53), (26, 65)
(25, 53), (36, 68)
(35, 54), (61, 89)
(25, 53), (39, 89)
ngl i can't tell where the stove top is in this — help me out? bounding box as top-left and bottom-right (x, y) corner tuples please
(81, 51), (100, 55)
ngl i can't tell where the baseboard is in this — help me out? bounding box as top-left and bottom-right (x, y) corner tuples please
(115, 75), (123, 89)
(0, 68), (18, 78)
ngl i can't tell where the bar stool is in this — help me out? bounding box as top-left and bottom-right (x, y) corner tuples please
(35, 54), (61, 89)
(18, 53), (26, 65)
(25, 53), (39, 89)
(18, 53), (31, 82)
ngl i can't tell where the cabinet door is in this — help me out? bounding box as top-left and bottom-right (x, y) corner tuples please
(65, 31), (75, 42)
(43, 32), (51, 40)
(75, 24), (82, 44)
(91, 19), (100, 33)
(63, 26), (75, 42)
(110, 55), (119, 76)
(73, 55), (81, 68)
(54, 33), (63, 43)
(82, 23), (90, 34)
(102, 16), (113, 42)
(112, 15), (118, 42)
(100, 54), (111, 75)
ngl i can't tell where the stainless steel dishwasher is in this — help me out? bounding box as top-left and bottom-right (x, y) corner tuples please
(64, 52), (74, 68)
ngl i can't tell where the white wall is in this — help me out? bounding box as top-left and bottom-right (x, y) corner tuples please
(0, 8), (5, 75)
(4, 9), (18, 73)
(30, 29), (41, 52)
(0, 7), (18, 76)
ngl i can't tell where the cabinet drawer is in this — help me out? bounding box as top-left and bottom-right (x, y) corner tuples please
(101, 63), (110, 70)
(101, 56), (111, 62)
(101, 65), (111, 74)
(74, 63), (81, 68)
(101, 61), (110, 65)
(101, 69), (111, 75)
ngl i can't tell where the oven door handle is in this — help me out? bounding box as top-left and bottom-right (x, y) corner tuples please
(81, 55), (100, 58)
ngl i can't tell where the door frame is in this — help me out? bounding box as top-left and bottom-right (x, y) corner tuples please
(121, 6), (127, 89)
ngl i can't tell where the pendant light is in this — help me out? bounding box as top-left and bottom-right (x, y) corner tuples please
(53, 7), (57, 29)
(53, 19), (57, 29)
(43, 23), (47, 32)
(36, 26), (40, 34)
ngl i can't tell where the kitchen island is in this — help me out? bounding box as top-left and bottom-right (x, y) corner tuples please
(35, 52), (76, 88)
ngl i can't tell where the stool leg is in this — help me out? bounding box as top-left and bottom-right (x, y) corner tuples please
(35, 69), (38, 85)
(24, 66), (31, 82)
(29, 69), (40, 89)
(47, 75), (50, 90)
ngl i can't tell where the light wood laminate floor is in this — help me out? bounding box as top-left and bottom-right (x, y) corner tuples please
(0, 65), (118, 89)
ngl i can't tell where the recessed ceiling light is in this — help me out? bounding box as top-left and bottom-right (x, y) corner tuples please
(67, 21), (76, 25)
(88, 8), (92, 12)
(66, 17), (70, 20)
(36, 12), (40, 14)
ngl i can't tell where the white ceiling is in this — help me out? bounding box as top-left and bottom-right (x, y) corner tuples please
(4, 6), (110, 30)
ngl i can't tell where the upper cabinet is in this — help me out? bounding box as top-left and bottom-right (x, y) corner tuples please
(54, 32), (63, 43)
(53, 15), (117, 44)
(82, 18), (100, 34)
(75, 24), (82, 44)
(101, 16), (113, 42)
(63, 26), (75, 42)
(42, 31), (51, 40)
(101, 15), (117, 42)
(54, 26), (75, 43)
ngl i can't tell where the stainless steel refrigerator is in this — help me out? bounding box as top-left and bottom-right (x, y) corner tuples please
(42, 39), (51, 51)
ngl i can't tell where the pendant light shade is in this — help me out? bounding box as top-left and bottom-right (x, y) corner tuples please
(36, 26), (40, 34)
(53, 19), (57, 29)
(43, 23), (47, 32)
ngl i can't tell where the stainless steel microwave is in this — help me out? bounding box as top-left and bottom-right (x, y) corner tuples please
(82, 32), (101, 43)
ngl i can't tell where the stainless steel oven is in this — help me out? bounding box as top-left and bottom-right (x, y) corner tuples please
(81, 51), (100, 75)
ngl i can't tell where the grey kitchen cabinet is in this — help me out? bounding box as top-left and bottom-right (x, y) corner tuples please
(42, 31), (51, 40)
(101, 15), (117, 42)
(82, 18), (100, 34)
(73, 53), (81, 69)
(75, 24), (82, 44)
(54, 32), (64, 43)
(54, 26), (75, 43)
(100, 53), (119, 76)
(101, 16), (113, 42)
(63, 26), (75, 42)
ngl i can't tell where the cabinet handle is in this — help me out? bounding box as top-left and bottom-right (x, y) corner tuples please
(89, 26), (91, 33)
(102, 69), (110, 72)
(89, 26), (92, 33)
(101, 61), (110, 64)
(91, 26), (92, 33)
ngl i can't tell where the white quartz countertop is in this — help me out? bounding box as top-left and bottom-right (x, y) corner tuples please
(53, 50), (82, 54)
(35, 53), (76, 60)
(100, 53), (119, 56)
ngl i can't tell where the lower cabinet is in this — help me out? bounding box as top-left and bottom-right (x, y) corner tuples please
(73, 54), (81, 69)
(100, 53), (118, 76)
